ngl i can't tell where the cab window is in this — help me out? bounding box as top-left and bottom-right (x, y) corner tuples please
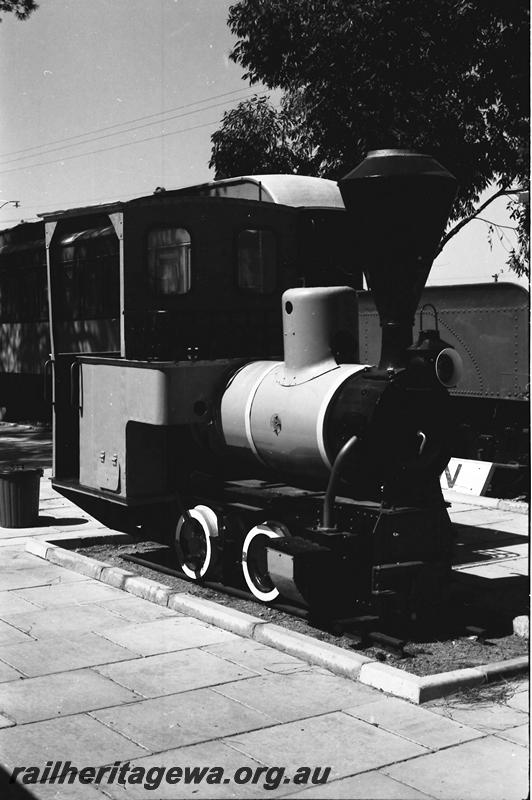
(148, 227), (191, 295)
(237, 228), (276, 293)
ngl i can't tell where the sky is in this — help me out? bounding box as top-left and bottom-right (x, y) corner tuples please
(0, 0), (527, 289)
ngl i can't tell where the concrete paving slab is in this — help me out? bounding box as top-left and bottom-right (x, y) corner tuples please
(97, 616), (240, 656)
(0, 532), (72, 548)
(428, 697), (529, 733)
(31, 513), (99, 529)
(505, 688), (529, 712)
(38, 485), (62, 501)
(0, 539), (29, 550)
(0, 526), (58, 541)
(4, 517), (103, 536)
(91, 686), (276, 752)
(14, 781), (114, 799)
(0, 602), (141, 638)
(383, 735), (528, 800)
(444, 491), (528, 516)
(0, 547), (46, 568)
(37, 486), (61, 500)
(279, 770), (434, 798)
(44, 506), (101, 522)
(0, 660), (24, 683)
(448, 508), (518, 526)
(95, 648), (259, 698)
(344, 696), (484, 750)
(226, 711), (427, 779)
(494, 724), (529, 747)
(214, 669), (377, 724)
(11, 579), (128, 608)
(0, 631), (140, 677)
(38, 497), (75, 509)
(39, 519), (106, 534)
(453, 562), (526, 579)
(0, 565), (90, 591)
(0, 713), (147, 769)
(491, 542), (529, 558)
(0, 619), (34, 645)
(0, 667), (141, 723)
(0, 589), (43, 616)
(0, 712), (15, 729)
(452, 525), (520, 548)
(44, 530), (129, 546)
(446, 501), (480, 512)
(480, 516), (529, 535)
(96, 595), (182, 623)
(203, 639), (313, 676)
(497, 557), (529, 576)
(100, 740), (270, 799)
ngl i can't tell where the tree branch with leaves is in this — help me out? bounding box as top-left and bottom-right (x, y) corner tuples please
(211, 0), (529, 275)
(0, 0), (38, 22)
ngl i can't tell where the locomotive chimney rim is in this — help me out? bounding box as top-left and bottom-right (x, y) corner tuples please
(338, 149), (458, 369)
(342, 149), (455, 180)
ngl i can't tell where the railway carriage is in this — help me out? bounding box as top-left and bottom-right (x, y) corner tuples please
(0, 221), (48, 420)
(0, 217), (121, 420)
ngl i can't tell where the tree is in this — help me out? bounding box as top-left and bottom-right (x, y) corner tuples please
(211, 0), (529, 275)
(0, 0), (38, 22)
(210, 92), (323, 178)
(211, 96), (296, 178)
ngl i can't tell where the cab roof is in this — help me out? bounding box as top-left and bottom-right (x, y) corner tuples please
(39, 174), (344, 222)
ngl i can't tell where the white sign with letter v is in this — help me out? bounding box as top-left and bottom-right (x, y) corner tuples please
(440, 457), (495, 496)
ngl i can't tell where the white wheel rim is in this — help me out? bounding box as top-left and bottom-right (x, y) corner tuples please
(242, 523), (286, 602)
(175, 505), (218, 580)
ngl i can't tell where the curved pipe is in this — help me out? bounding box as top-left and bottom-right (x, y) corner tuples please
(419, 303), (439, 332)
(322, 435), (359, 529)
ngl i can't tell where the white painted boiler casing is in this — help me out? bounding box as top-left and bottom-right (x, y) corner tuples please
(220, 286), (368, 481)
(220, 360), (367, 481)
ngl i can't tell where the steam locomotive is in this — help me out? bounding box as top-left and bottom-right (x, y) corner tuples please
(46, 150), (471, 619)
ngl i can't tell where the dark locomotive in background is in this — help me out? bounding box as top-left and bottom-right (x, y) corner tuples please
(0, 150), (529, 620)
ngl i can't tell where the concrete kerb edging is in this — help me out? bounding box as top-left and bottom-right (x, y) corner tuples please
(25, 537), (529, 704)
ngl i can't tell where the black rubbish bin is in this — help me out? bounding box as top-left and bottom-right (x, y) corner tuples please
(0, 467), (43, 528)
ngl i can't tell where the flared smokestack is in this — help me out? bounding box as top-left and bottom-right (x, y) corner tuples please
(338, 149), (457, 369)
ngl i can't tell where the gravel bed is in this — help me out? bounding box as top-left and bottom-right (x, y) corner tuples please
(75, 539), (528, 677)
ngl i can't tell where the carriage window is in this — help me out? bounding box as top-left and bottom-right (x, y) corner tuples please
(237, 229), (276, 293)
(0, 254), (47, 322)
(148, 227), (191, 295)
(54, 225), (119, 321)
